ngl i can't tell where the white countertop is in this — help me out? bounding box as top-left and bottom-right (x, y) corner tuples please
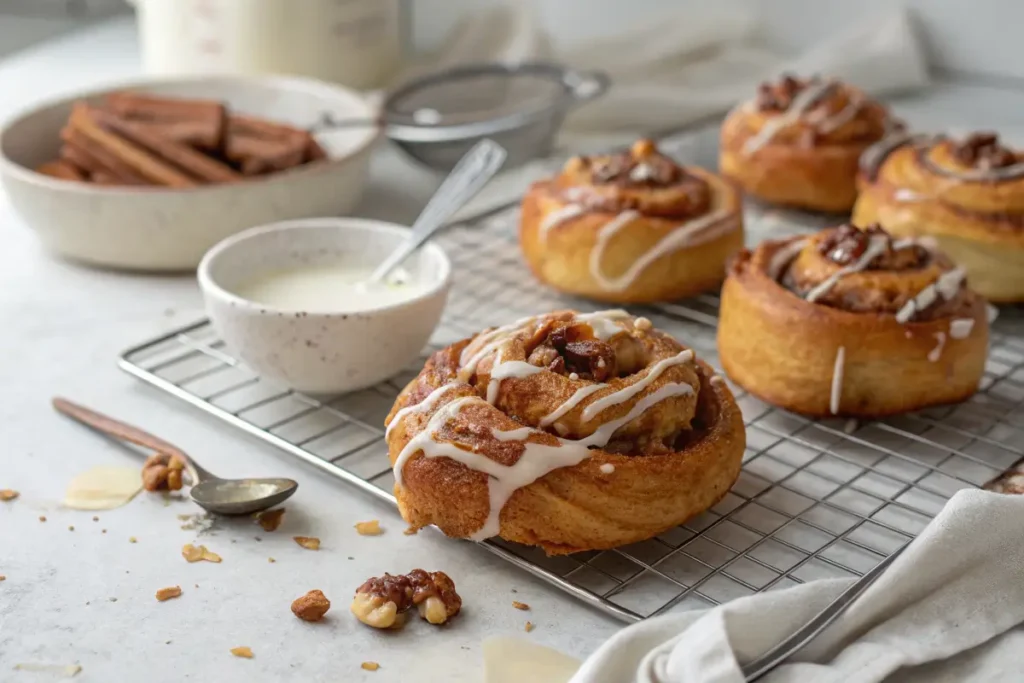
(4, 17), (1024, 683)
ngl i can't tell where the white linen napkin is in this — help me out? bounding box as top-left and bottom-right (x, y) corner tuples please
(567, 489), (1024, 683)
(420, 3), (930, 221)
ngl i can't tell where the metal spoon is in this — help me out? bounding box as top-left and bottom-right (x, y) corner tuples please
(52, 397), (297, 515)
(370, 138), (507, 283)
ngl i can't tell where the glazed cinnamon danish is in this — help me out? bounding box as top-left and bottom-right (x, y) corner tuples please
(853, 131), (1024, 302)
(520, 139), (743, 304)
(718, 223), (989, 417)
(720, 75), (898, 212)
(385, 310), (745, 554)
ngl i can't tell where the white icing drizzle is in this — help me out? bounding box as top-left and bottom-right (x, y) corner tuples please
(394, 382), (695, 541)
(894, 267), (966, 324)
(893, 188), (926, 203)
(600, 464), (615, 474)
(385, 382), (460, 438)
(743, 80), (836, 155)
(928, 332), (947, 363)
(768, 238), (809, 281)
(589, 208), (736, 293)
(574, 309), (631, 340)
(805, 234), (890, 303)
(581, 350), (695, 422)
(630, 163), (657, 182)
(830, 347), (846, 415)
(890, 237), (918, 250)
(538, 384), (606, 428)
(949, 318), (975, 340)
(814, 97), (863, 134)
(538, 204), (586, 243)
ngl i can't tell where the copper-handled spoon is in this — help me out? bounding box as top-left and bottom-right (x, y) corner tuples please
(53, 397), (297, 515)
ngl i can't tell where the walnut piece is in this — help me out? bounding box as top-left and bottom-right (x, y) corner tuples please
(155, 586), (182, 602)
(230, 646), (253, 659)
(525, 621), (535, 632)
(953, 132), (1017, 170)
(291, 589), (331, 622)
(141, 453), (187, 492)
(293, 536), (320, 550)
(354, 520), (382, 536)
(352, 570), (462, 629)
(512, 601), (530, 611)
(0, 489), (19, 501)
(255, 508), (285, 532)
(182, 544), (221, 563)
(362, 662), (380, 672)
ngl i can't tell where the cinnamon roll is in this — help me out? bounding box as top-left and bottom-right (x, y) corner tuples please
(720, 75), (898, 212)
(519, 139), (743, 304)
(385, 310), (745, 555)
(853, 131), (1024, 302)
(718, 223), (989, 418)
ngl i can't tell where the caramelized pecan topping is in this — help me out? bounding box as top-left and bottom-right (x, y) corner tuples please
(571, 139), (687, 188)
(756, 74), (814, 111)
(952, 132), (1018, 170)
(528, 322), (617, 381)
(818, 223), (928, 270)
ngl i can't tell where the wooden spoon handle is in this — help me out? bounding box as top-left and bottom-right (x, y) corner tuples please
(52, 397), (189, 460)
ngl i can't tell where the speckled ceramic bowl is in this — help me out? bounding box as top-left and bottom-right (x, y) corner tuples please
(198, 218), (451, 395)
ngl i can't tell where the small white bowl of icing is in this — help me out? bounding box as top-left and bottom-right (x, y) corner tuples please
(198, 217), (451, 395)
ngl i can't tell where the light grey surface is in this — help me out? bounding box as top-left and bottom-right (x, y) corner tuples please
(3, 17), (1024, 683)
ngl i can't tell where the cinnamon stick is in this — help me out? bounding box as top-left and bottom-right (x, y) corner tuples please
(60, 130), (152, 186)
(106, 92), (226, 149)
(36, 159), (86, 181)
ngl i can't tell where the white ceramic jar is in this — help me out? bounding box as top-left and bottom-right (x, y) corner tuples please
(129, 0), (404, 89)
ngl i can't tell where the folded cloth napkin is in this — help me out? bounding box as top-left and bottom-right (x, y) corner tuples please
(567, 489), (1024, 683)
(427, 2), (929, 220)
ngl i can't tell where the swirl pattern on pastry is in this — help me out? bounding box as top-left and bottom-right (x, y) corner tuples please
(720, 74), (899, 212)
(718, 223), (989, 417)
(854, 131), (1024, 302)
(520, 139), (744, 303)
(385, 310), (745, 554)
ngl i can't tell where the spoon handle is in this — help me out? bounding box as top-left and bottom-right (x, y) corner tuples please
(371, 138), (507, 282)
(52, 397), (211, 480)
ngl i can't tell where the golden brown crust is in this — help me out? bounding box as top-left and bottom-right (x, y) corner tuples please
(519, 140), (744, 304)
(853, 132), (1024, 302)
(720, 76), (895, 212)
(717, 225), (989, 418)
(384, 311), (746, 554)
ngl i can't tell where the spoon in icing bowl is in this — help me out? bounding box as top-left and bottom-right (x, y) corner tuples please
(369, 138), (507, 283)
(53, 397), (297, 515)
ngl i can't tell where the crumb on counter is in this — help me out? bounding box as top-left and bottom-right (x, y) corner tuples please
(291, 589), (331, 622)
(255, 508), (285, 532)
(354, 520), (382, 536)
(0, 489), (19, 501)
(512, 601), (530, 611)
(129, 537), (137, 544)
(230, 646), (253, 659)
(155, 586), (182, 602)
(182, 544), (221, 563)
(293, 536), (320, 550)
(38, 515), (46, 522)
(525, 621), (535, 632)
(361, 662), (380, 671)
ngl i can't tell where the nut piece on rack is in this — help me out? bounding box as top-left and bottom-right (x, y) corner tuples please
(291, 589), (331, 622)
(351, 570), (462, 629)
(142, 453), (187, 492)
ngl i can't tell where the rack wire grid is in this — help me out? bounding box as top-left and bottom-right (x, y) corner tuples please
(118, 129), (1024, 624)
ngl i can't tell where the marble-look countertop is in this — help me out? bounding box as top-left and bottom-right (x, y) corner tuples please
(4, 17), (1024, 683)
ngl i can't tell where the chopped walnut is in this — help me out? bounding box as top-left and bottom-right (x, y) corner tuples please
(38, 516), (46, 522)
(953, 132), (1017, 169)
(403, 526), (419, 536)
(230, 646), (253, 659)
(141, 453), (187, 492)
(129, 537), (137, 544)
(293, 536), (320, 550)
(579, 140), (685, 187)
(182, 544), (221, 563)
(352, 570), (462, 629)
(155, 586), (182, 602)
(362, 662), (380, 672)
(0, 489), (18, 501)
(354, 520), (382, 536)
(291, 589), (331, 622)
(0, 575), (6, 581)
(255, 508), (285, 532)
(525, 621), (535, 632)
(818, 223), (927, 270)
(512, 601), (530, 611)
(756, 74), (813, 111)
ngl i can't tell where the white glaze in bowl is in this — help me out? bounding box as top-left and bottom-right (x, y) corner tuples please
(198, 218), (450, 395)
(0, 75), (379, 271)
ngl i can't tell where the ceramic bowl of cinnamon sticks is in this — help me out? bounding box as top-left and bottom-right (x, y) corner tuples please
(0, 75), (379, 271)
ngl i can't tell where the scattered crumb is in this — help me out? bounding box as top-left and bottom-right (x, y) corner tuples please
(85, 602), (90, 605)
(361, 662), (380, 672)
(512, 601), (530, 611)
(291, 589), (331, 622)
(129, 537), (138, 544)
(194, 584), (199, 588)
(178, 512), (215, 533)
(256, 508), (285, 532)
(230, 539), (236, 544)
(230, 646), (253, 659)
(268, 557), (276, 563)
(38, 515), (46, 522)
(403, 526), (419, 536)
(354, 520), (382, 536)
(102, 529), (107, 534)
(347, 557), (354, 561)
(108, 597), (118, 602)
(0, 575), (6, 581)
(634, 316), (653, 332)
(254, 536), (262, 542)
(511, 588), (517, 593)
(182, 544), (222, 563)
(0, 489), (19, 501)
(525, 621), (535, 632)
(92, 516), (99, 522)
(293, 536), (320, 550)
(155, 586), (182, 602)
(68, 525), (75, 531)
(165, 640), (171, 645)
(13, 664), (82, 676)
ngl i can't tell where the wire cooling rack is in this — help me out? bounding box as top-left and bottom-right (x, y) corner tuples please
(118, 130), (1024, 624)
